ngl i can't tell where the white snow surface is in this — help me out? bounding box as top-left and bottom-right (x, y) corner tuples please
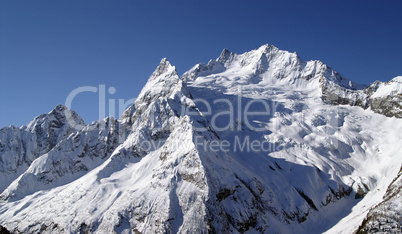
(371, 76), (402, 98)
(0, 45), (401, 233)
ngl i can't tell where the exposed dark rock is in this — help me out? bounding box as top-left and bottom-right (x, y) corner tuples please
(0, 225), (11, 234)
(216, 188), (233, 202)
(321, 77), (402, 118)
(370, 95), (402, 118)
(356, 167), (402, 233)
(295, 188), (318, 211)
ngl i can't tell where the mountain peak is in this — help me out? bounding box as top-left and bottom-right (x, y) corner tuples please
(257, 43), (279, 53)
(25, 104), (84, 131)
(150, 58), (177, 79)
(217, 48), (235, 64)
(119, 58), (189, 123)
(136, 58), (184, 101)
(48, 104), (68, 115)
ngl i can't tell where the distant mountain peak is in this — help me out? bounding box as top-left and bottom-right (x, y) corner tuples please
(50, 104), (68, 113)
(150, 58), (177, 79)
(257, 43), (279, 53)
(217, 48), (235, 64)
(26, 104), (84, 130)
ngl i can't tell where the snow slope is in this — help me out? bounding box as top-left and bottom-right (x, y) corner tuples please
(0, 44), (401, 233)
(371, 76), (402, 98)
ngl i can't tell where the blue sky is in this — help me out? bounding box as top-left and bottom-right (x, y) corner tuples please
(1, 0), (401, 127)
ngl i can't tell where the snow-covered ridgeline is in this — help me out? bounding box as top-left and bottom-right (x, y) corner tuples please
(0, 45), (401, 233)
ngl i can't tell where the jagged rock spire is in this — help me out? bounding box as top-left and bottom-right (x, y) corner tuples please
(135, 58), (188, 103)
(119, 58), (190, 124)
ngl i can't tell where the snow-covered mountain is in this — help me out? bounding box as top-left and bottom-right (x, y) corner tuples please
(0, 105), (85, 193)
(0, 44), (401, 233)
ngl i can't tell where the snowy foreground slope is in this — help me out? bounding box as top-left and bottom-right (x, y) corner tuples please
(0, 45), (401, 233)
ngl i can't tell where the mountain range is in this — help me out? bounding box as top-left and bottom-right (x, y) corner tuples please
(0, 44), (401, 233)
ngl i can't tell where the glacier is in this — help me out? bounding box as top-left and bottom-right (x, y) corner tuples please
(0, 44), (401, 233)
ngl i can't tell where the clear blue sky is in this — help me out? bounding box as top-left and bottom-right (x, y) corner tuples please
(1, 0), (401, 127)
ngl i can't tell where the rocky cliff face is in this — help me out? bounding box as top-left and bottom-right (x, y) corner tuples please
(366, 76), (402, 118)
(321, 75), (402, 118)
(0, 45), (401, 233)
(356, 167), (402, 233)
